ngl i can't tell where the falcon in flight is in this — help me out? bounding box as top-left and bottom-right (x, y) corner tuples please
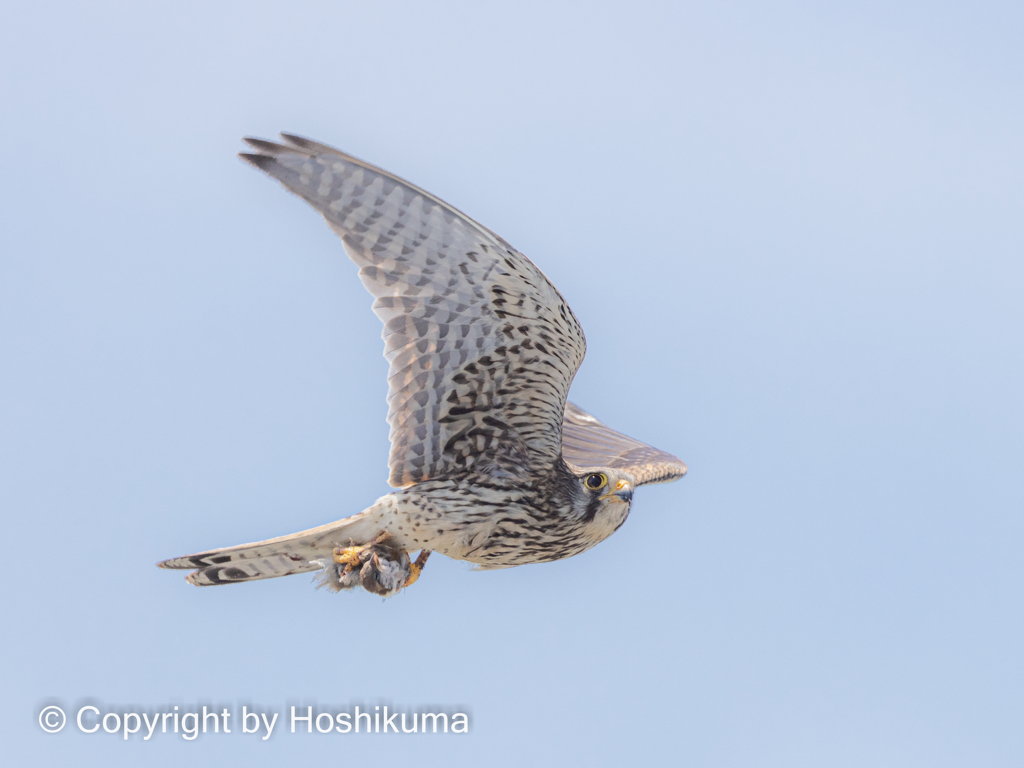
(159, 134), (687, 596)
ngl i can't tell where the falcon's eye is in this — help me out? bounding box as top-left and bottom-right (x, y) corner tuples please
(584, 473), (608, 491)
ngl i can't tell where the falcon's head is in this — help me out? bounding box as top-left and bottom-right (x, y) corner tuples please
(571, 469), (635, 533)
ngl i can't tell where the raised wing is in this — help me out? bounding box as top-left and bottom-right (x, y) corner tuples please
(240, 134), (586, 486)
(561, 402), (687, 486)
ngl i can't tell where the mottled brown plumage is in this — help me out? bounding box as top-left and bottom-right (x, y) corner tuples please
(158, 134), (687, 596)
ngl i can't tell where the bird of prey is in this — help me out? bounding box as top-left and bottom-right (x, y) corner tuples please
(158, 134), (687, 597)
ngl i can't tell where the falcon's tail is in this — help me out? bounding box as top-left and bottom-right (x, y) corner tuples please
(157, 499), (392, 587)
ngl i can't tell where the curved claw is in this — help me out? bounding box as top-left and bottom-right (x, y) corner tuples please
(404, 550), (432, 588)
(332, 531), (394, 570)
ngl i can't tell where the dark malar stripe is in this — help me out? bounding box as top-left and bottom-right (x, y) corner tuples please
(581, 492), (602, 523)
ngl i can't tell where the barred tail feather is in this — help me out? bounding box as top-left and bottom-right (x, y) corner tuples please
(157, 501), (391, 587)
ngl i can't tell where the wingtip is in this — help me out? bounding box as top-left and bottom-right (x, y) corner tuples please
(278, 131), (306, 145)
(238, 151), (274, 170)
(242, 136), (287, 152)
(279, 132), (348, 158)
(241, 133), (323, 162)
(279, 131), (322, 150)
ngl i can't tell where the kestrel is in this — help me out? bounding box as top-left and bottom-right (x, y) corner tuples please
(158, 134), (687, 596)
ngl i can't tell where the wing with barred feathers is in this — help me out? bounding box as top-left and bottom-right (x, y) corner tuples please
(240, 134), (586, 487)
(561, 401), (687, 486)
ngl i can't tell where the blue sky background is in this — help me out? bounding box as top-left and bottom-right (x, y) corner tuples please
(2, 1), (1022, 765)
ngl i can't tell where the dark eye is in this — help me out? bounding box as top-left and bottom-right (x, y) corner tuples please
(584, 473), (608, 491)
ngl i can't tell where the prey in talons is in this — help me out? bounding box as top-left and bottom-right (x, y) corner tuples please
(322, 531), (431, 597)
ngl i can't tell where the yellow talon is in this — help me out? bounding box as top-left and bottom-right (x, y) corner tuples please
(332, 546), (362, 567)
(404, 550), (432, 588)
(333, 531), (393, 568)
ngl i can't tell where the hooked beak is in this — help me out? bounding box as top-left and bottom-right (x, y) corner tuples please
(600, 479), (633, 503)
